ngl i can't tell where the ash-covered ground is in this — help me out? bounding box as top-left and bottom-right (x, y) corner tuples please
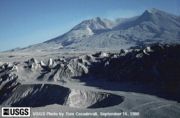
(0, 44), (180, 118)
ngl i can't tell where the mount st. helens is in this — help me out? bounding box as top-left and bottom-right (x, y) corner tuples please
(11, 8), (180, 52)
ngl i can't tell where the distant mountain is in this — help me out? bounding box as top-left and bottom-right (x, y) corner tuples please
(14, 8), (180, 52)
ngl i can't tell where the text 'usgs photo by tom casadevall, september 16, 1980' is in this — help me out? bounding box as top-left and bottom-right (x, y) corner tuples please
(0, 0), (180, 118)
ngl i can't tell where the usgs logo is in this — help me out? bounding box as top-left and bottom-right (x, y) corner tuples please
(2, 107), (30, 117)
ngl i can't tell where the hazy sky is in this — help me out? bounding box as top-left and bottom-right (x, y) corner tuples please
(0, 0), (179, 51)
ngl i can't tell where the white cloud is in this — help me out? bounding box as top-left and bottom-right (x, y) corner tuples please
(105, 9), (141, 19)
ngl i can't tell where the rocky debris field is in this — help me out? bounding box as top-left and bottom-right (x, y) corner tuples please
(0, 44), (180, 108)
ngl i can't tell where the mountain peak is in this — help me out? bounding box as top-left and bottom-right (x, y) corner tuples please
(142, 8), (159, 17)
(138, 8), (167, 22)
(146, 8), (160, 14)
(72, 17), (114, 32)
(144, 8), (171, 16)
(92, 17), (102, 21)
